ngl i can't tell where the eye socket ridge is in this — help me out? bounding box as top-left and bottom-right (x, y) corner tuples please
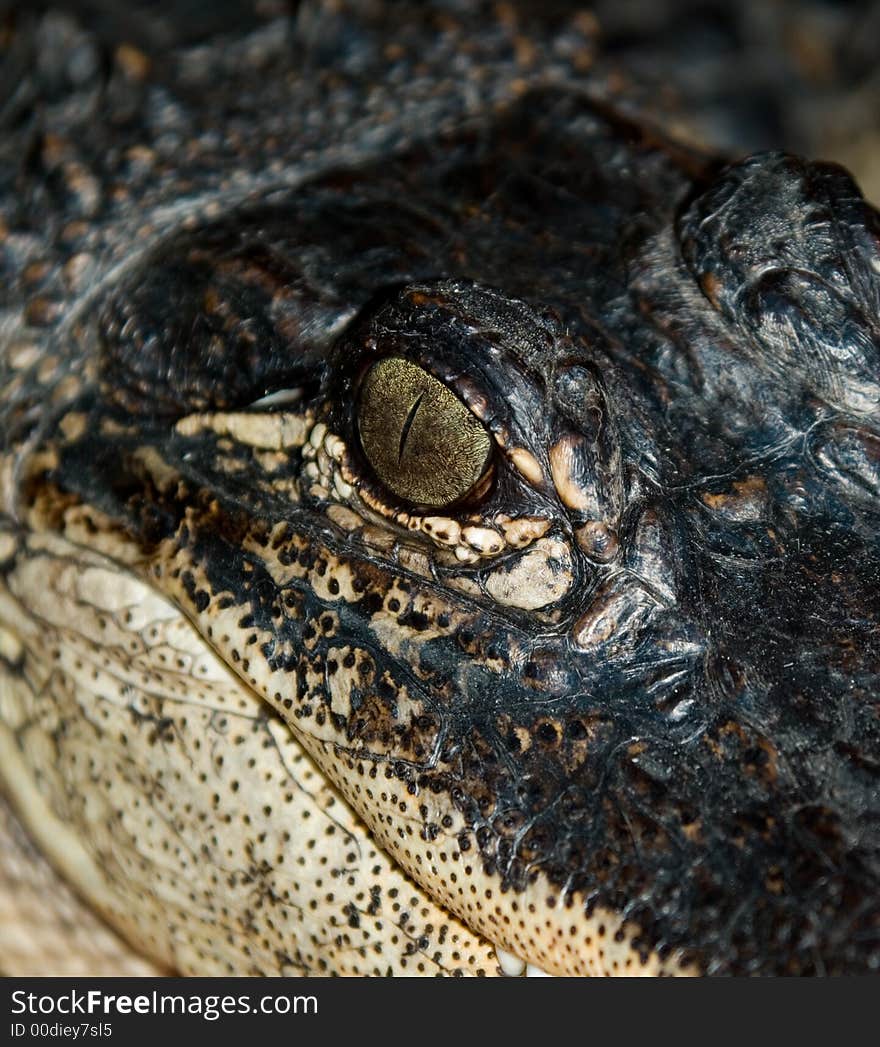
(356, 356), (493, 510)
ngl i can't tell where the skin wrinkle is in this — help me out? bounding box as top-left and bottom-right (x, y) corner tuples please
(1, 2), (880, 977)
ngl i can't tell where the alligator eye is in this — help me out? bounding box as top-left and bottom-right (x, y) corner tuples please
(356, 356), (492, 508)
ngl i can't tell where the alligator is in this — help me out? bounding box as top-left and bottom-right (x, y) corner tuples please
(1, 1), (878, 976)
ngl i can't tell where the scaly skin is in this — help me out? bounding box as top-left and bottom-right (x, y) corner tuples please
(1, 2), (879, 976)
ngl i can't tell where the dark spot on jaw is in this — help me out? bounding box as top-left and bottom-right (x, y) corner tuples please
(403, 610), (430, 631)
(536, 721), (559, 745)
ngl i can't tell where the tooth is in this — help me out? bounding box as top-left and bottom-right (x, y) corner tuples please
(495, 946), (526, 978)
(526, 963), (554, 977)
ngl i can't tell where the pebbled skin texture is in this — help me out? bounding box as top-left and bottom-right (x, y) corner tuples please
(1, 1), (879, 976)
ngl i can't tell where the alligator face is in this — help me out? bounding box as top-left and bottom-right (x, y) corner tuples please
(1, 5), (879, 976)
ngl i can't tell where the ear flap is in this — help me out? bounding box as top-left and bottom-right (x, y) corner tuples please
(98, 228), (318, 417)
(97, 178), (450, 419)
(678, 153), (880, 416)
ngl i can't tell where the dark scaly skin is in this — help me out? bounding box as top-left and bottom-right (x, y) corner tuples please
(1, 2), (879, 975)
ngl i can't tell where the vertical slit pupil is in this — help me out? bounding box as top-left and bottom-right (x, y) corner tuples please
(398, 392), (425, 463)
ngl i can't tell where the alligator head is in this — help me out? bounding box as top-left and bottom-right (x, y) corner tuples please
(1, 5), (879, 976)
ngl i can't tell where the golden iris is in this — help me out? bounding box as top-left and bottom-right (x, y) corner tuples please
(356, 357), (492, 507)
